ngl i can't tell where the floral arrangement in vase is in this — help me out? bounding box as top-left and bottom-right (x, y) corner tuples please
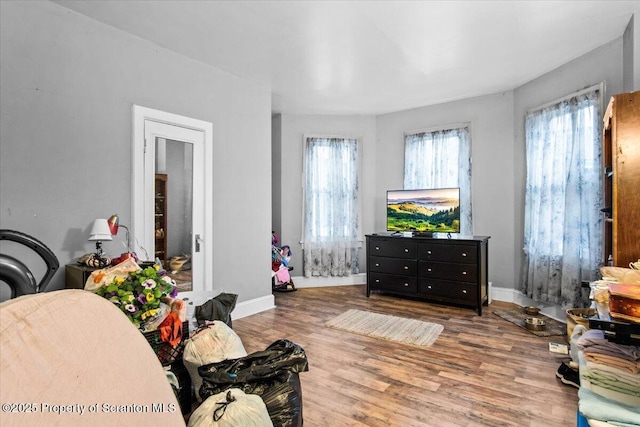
(95, 264), (178, 329)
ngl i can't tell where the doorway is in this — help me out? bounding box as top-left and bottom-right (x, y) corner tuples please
(132, 106), (213, 291)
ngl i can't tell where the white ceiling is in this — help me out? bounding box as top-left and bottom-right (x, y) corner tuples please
(53, 0), (639, 115)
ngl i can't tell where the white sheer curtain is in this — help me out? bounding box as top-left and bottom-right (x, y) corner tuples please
(303, 137), (360, 277)
(404, 127), (472, 235)
(523, 88), (602, 308)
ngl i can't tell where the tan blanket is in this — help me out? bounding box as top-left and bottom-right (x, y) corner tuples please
(0, 290), (186, 427)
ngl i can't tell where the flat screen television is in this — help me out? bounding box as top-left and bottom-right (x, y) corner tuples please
(386, 187), (460, 233)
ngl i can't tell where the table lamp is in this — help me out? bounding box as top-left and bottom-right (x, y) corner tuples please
(107, 214), (131, 253)
(88, 218), (112, 258)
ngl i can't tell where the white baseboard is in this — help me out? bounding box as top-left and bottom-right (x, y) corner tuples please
(291, 273), (367, 288)
(490, 285), (566, 323)
(228, 278), (567, 324)
(179, 288), (276, 321)
(288, 276), (566, 322)
(232, 294), (276, 320)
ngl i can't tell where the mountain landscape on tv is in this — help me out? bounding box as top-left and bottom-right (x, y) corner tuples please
(387, 191), (460, 232)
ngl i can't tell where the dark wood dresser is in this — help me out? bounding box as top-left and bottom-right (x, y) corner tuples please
(366, 233), (490, 315)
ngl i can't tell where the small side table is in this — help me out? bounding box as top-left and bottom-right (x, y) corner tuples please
(65, 264), (98, 289)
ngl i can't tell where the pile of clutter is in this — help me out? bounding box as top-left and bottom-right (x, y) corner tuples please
(560, 261), (640, 425)
(272, 232), (296, 292)
(86, 259), (310, 426)
(183, 319), (308, 427)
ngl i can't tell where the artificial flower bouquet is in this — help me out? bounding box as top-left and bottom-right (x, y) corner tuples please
(92, 260), (178, 331)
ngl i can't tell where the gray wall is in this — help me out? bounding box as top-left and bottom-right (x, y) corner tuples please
(375, 37), (626, 293)
(376, 92), (515, 290)
(275, 31), (630, 295)
(623, 12), (640, 92)
(3, 2), (634, 303)
(623, 15), (635, 92)
(513, 37), (625, 294)
(0, 1), (272, 302)
(272, 115), (282, 242)
(274, 114), (377, 274)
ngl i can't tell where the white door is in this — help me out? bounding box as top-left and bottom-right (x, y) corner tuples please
(132, 106), (213, 291)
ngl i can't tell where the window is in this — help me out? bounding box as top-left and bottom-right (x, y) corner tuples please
(523, 86), (602, 308)
(302, 136), (360, 277)
(404, 126), (472, 235)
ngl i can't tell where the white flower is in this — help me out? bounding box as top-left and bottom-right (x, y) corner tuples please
(142, 279), (156, 289)
(161, 276), (176, 286)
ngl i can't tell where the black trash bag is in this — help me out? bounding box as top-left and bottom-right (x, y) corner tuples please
(199, 339), (309, 427)
(257, 370), (304, 427)
(195, 292), (238, 327)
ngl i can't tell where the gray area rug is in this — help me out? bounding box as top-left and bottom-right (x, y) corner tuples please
(493, 309), (567, 337)
(326, 309), (444, 347)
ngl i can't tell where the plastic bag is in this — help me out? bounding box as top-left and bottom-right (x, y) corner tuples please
(255, 370), (304, 427)
(589, 281), (611, 320)
(84, 258), (140, 291)
(136, 302), (169, 332)
(199, 339), (309, 427)
(569, 324), (587, 364)
(180, 290), (223, 331)
(183, 321), (248, 402)
(599, 266), (640, 283)
(187, 388), (273, 427)
(195, 293), (238, 327)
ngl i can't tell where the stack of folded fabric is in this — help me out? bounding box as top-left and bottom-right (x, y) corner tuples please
(576, 329), (640, 425)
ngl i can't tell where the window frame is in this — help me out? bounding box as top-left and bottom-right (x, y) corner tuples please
(403, 123), (473, 235)
(524, 83), (604, 260)
(301, 134), (363, 247)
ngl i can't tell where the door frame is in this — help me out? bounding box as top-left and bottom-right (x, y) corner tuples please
(132, 105), (213, 291)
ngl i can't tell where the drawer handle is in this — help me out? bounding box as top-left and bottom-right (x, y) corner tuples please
(404, 248), (409, 253)
(462, 253), (467, 257)
(375, 279), (380, 283)
(375, 263), (380, 267)
(462, 289), (467, 294)
(403, 283), (409, 287)
(462, 271), (467, 275)
(375, 246), (380, 250)
(403, 266), (408, 270)
(427, 268), (432, 272)
(427, 250), (432, 255)
(427, 285), (432, 289)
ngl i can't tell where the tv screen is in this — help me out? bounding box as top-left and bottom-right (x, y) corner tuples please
(386, 188), (460, 233)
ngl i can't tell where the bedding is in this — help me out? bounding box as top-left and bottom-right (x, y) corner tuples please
(0, 289), (186, 426)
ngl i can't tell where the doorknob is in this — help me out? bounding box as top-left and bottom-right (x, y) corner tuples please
(195, 234), (202, 252)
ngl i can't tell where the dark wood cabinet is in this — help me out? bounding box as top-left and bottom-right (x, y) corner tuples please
(65, 264), (98, 289)
(155, 173), (168, 266)
(366, 234), (490, 315)
(603, 92), (640, 267)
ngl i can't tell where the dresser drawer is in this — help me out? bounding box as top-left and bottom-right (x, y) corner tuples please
(369, 256), (417, 275)
(419, 278), (476, 303)
(369, 272), (418, 293)
(366, 234), (489, 315)
(419, 260), (477, 283)
(369, 239), (417, 258)
(418, 243), (477, 263)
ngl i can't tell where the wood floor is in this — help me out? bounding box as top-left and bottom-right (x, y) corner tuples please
(231, 285), (579, 427)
